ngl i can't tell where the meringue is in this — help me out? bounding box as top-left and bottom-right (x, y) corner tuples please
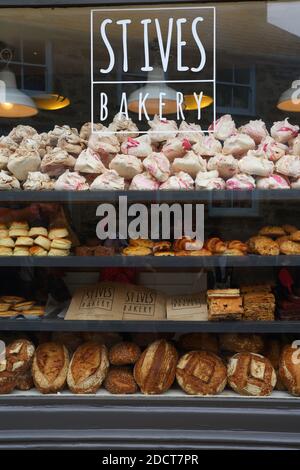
(256, 174), (290, 190)
(259, 136), (287, 162)
(291, 178), (300, 189)
(148, 115), (178, 143)
(75, 148), (106, 174)
(142, 152), (170, 182)
(90, 170), (125, 190)
(7, 148), (41, 181)
(0, 147), (10, 170)
(162, 137), (191, 161)
(160, 172), (194, 190)
(226, 174), (256, 190)
(79, 122), (104, 140)
(238, 151), (274, 177)
(47, 125), (78, 147)
(120, 134), (153, 158)
(88, 127), (120, 167)
(108, 113), (139, 143)
(130, 172), (160, 190)
(23, 171), (54, 191)
(275, 154), (300, 178)
(207, 153), (238, 180)
(54, 170), (89, 191)
(8, 125), (37, 144)
(195, 171), (226, 190)
(109, 154), (143, 179)
(239, 119), (269, 145)
(41, 148), (76, 177)
(0, 170), (20, 190)
(193, 135), (222, 157)
(209, 114), (236, 140)
(57, 132), (85, 156)
(0, 135), (18, 152)
(223, 133), (256, 157)
(289, 136), (300, 156)
(178, 121), (204, 144)
(172, 151), (207, 178)
(271, 118), (299, 143)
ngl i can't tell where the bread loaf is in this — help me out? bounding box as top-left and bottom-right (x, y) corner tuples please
(104, 367), (138, 394)
(134, 339), (178, 394)
(109, 342), (141, 366)
(279, 344), (300, 396)
(219, 334), (264, 353)
(32, 342), (69, 393)
(67, 342), (109, 394)
(6, 338), (35, 374)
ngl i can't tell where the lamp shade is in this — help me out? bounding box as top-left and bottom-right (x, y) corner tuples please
(33, 93), (70, 111)
(184, 94), (213, 110)
(0, 68), (38, 118)
(277, 81), (300, 112)
(128, 67), (178, 115)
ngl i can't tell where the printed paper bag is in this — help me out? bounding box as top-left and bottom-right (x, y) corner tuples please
(166, 293), (208, 321)
(122, 284), (166, 320)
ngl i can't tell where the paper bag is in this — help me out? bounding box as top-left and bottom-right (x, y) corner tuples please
(166, 293), (208, 321)
(122, 283), (166, 320)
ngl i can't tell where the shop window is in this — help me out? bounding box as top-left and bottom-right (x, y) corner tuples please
(217, 65), (256, 116)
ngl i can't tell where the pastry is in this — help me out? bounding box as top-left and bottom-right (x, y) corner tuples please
(143, 152), (170, 182)
(109, 342), (141, 366)
(90, 170), (125, 190)
(0, 296), (25, 304)
(41, 148), (76, 177)
(243, 292), (275, 321)
(239, 119), (269, 145)
(67, 342), (109, 394)
(178, 333), (219, 353)
(162, 137), (191, 161)
(47, 124), (77, 147)
(223, 133), (256, 157)
(88, 128), (120, 167)
(219, 334), (264, 353)
(154, 251), (175, 256)
(0, 303), (11, 312)
(148, 115), (178, 143)
(129, 171), (160, 190)
(57, 132), (85, 157)
(6, 339), (35, 374)
(10, 221), (29, 230)
(279, 240), (300, 255)
(9, 228), (29, 238)
(259, 226), (286, 238)
(34, 236), (51, 251)
(208, 292), (244, 321)
(189, 248), (212, 256)
(173, 236), (203, 252)
(195, 171), (226, 190)
(129, 238), (154, 248)
(8, 148), (41, 181)
(48, 227), (69, 240)
(247, 236), (280, 256)
(208, 114), (236, 140)
(276, 154), (300, 178)
(160, 172), (194, 190)
(29, 246), (48, 256)
(51, 238), (72, 250)
(13, 247), (29, 256)
(134, 340), (178, 394)
(240, 284), (273, 294)
(75, 148), (106, 174)
(279, 344), (300, 396)
(256, 174), (290, 190)
(8, 124), (38, 144)
(15, 237), (34, 247)
(205, 237), (227, 254)
(28, 227), (48, 238)
(238, 151), (274, 177)
(259, 136), (287, 162)
(207, 154), (238, 179)
(54, 170), (89, 191)
(172, 151), (207, 178)
(271, 118), (299, 143)
(13, 301), (35, 311)
(48, 248), (69, 256)
(23, 171), (53, 191)
(0, 229), (8, 238)
(104, 367), (138, 394)
(109, 154), (143, 179)
(0, 238), (14, 248)
(152, 241), (172, 253)
(227, 240), (248, 254)
(290, 230), (300, 242)
(79, 122), (104, 140)
(282, 224), (298, 234)
(176, 351), (227, 395)
(277, 235), (292, 245)
(32, 342), (69, 394)
(75, 246), (95, 256)
(122, 246), (152, 256)
(0, 247), (12, 256)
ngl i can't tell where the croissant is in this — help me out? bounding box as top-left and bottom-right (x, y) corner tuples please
(173, 236), (202, 252)
(227, 240), (248, 254)
(205, 237), (222, 252)
(213, 240), (227, 254)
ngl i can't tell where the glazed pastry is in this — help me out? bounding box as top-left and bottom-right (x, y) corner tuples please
(8, 148), (41, 181)
(90, 170), (125, 190)
(207, 153), (238, 179)
(208, 114), (237, 140)
(226, 174), (256, 190)
(109, 154), (143, 179)
(143, 152), (170, 182)
(193, 135), (222, 157)
(130, 172), (160, 190)
(41, 148), (76, 177)
(271, 118), (299, 143)
(23, 172), (53, 191)
(0, 171), (20, 190)
(148, 115), (178, 143)
(256, 174), (290, 190)
(239, 119), (269, 145)
(178, 121), (204, 144)
(238, 151), (274, 177)
(223, 133), (256, 157)
(195, 171), (226, 190)
(162, 137), (191, 161)
(172, 151), (206, 178)
(160, 172), (194, 190)
(121, 134), (153, 158)
(75, 148), (106, 174)
(108, 112), (139, 143)
(259, 136), (287, 162)
(54, 170), (88, 191)
(275, 154), (300, 178)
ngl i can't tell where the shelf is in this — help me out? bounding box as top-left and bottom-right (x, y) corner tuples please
(0, 318), (300, 332)
(0, 189), (300, 203)
(0, 255), (300, 268)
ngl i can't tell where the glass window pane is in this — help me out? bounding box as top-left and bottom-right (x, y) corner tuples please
(234, 68), (251, 84)
(23, 65), (45, 91)
(23, 39), (45, 64)
(218, 68), (233, 83)
(217, 84), (232, 107)
(232, 85), (250, 109)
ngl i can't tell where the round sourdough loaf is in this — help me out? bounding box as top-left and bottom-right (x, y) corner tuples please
(67, 342), (109, 394)
(109, 342), (141, 366)
(279, 345), (300, 396)
(0, 370), (17, 394)
(104, 367), (138, 394)
(176, 351), (227, 395)
(133, 339), (178, 394)
(219, 333), (264, 354)
(178, 333), (219, 354)
(228, 352), (276, 396)
(6, 338), (35, 374)
(32, 342), (69, 394)
(16, 369), (34, 391)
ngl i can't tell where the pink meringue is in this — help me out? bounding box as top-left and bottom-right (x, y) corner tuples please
(223, 133), (256, 157)
(148, 115), (178, 143)
(207, 153), (238, 180)
(289, 136), (300, 156)
(90, 170), (125, 190)
(275, 154), (300, 178)
(160, 172), (194, 190)
(238, 152), (274, 177)
(108, 113), (139, 143)
(142, 152), (170, 182)
(193, 135), (222, 157)
(256, 174), (290, 190)
(130, 172), (160, 190)
(195, 171), (226, 190)
(209, 114), (236, 140)
(109, 154), (143, 180)
(178, 121), (204, 144)
(75, 148), (106, 174)
(54, 170), (89, 191)
(271, 118), (299, 143)
(162, 137), (191, 161)
(239, 120), (269, 145)
(172, 151), (207, 178)
(88, 127), (120, 167)
(226, 174), (256, 190)
(41, 148), (76, 177)
(120, 134), (153, 158)
(259, 136), (287, 162)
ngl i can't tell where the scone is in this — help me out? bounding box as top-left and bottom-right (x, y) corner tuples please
(50, 238), (72, 250)
(15, 236), (34, 247)
(32, 342), (69, 394)
(29, 246), (48, 256)
(13, 247), (29, 256)
(9, 228), (29, 238)
(0, 247), (12, 256)
(28, 227), (48, 238)
(48, 248), (70, 256)
(67, 342), (109, 394)
(48, 227), (69, 240)
(0, 237), (14, 248)
(34, 235), (51, 251)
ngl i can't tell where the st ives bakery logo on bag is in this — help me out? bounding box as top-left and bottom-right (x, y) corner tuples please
(79, 285), (114, 311)
(123, 289), (157, 316)
(91, 6), (216, 131)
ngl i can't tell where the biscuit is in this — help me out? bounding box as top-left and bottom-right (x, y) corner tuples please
(0, 247), (12, 256)
(9, 221), (29, 230)
(0, 238), (14, 248)
(28, 227), (48, 238)
(48, 248), (70, 256)
(34, 236), (51, 251)
(50, 238), (72, 250)
(0, 229), (8, 238)
(9, 229), (29, 238)
(29, 246), (48, 256)
(15, 237), (34, 247)
(48, 227), (69, 240)
(13, 247), (29, 256)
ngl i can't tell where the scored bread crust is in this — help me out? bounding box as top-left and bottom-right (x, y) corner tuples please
(279, 345), (300, 396)
(67, 342), (109, 394)
(109, 341), (141, 366)
(32, 342), (69, 394)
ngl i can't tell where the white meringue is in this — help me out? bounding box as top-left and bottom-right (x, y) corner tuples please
(75, 148), (106, 174)
(90, 170), (125, 190)
(0, 170), (20, 190)
(120, 134), (153, 158)
(271, 118), (299, 143)
(162, 137), (191, 161)
(291, 178), (300, 189)
(79, 122), (104, 140)
(207, 153), (238, 180)
(23, 171), (54, 191)
(238, 151), (274, 177)
(41, 148), (76, 177)
(223, 133), (256, 157)
(7, 148), (41, 181)
(239, 119), (269, 145)
(57, 132), (85, 156)
(143, 152), (170, 182)
(130, 172), (160, 190)
(108, 113), (139, 143)
(209, 114), (236, 140)
(172, 151), (207, 178)
(47, 125), (78, 147)
(88, 127), (120, 167)
(0, 135), (18, 152)
(109, 154), (143, 179)
(289, 136), (300, 156)
(256, 174), (290, 190)
(148, 115), (178, 143)
(259, 136), (287, 162)
(193, 135), (222, 157)
(178, 121), (204, 144)
(226, 174), (256, 190)
(54, 170), (89, 191)
(0, 147), (10, 170)
(195, 171), (226, 190)
(275, 154), (300, 178)
(8, 125), (37, 144)
(160, 171), (194, 190)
